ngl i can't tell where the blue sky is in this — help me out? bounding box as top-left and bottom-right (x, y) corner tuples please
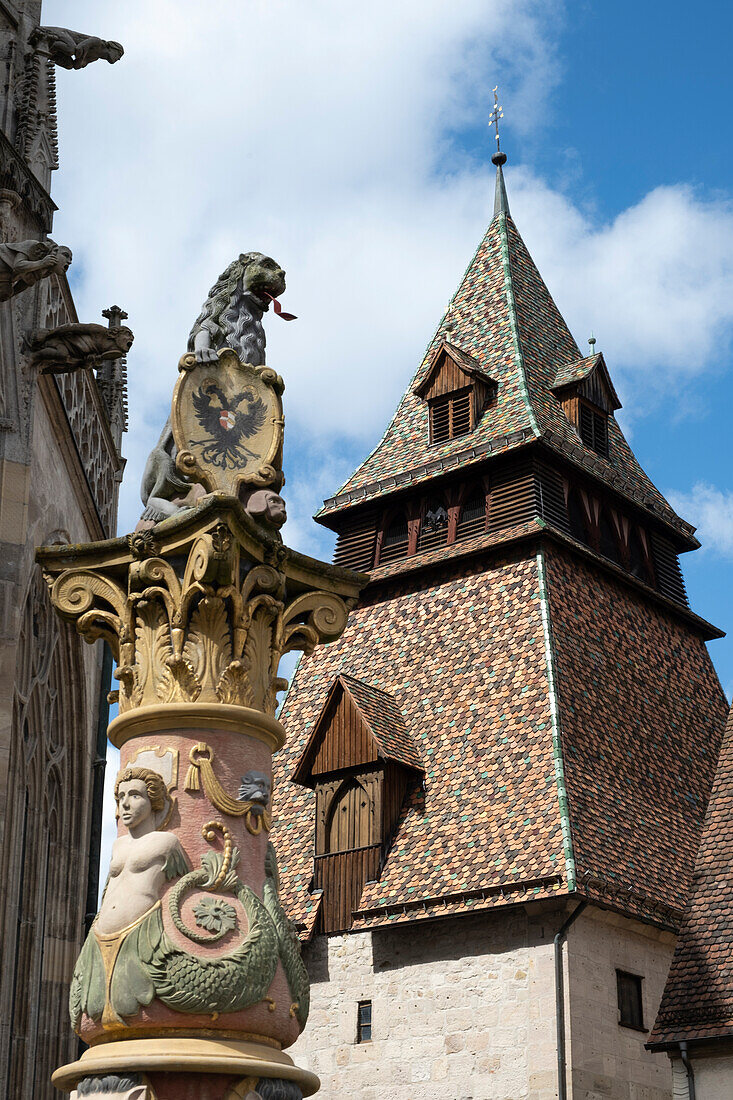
(44, 1), (733, 866)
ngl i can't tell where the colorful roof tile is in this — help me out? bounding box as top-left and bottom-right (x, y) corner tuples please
(271, 544), (726, 934)
(551, 352), (622, 411)
(648, 704), (733, 1046)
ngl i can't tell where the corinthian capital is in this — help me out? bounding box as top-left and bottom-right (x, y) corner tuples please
(38, 496), (364, 725)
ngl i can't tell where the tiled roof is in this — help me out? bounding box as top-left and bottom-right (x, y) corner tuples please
(271, 542), (727, 936)
(648, 704), (733, 1046)
(552, 354), (600, 389)
(317, 182), (692, 541)
(273, 552), (570, 933)
(339, 674), (423, 771)
(414, 341), (496, 397)
(545, 547), (727, 919)
(551, 352), (622, 411)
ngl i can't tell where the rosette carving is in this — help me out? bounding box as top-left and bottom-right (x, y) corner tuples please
(45, 520), (353, 716)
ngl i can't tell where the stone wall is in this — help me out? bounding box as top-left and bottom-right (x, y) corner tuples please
(288, 903), (678, 1099)
(291, 905), (559, 1100)
(568, 907), (676, 1099)
(670, 1052), (733, 1100)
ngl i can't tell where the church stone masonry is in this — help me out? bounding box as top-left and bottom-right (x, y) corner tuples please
(271, 151), (730, 1098)
(0, 4), (130, 1098)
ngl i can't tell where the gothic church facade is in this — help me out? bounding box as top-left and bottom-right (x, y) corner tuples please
(271, 155), (729, 1099)
(0, 4), (126, 1097)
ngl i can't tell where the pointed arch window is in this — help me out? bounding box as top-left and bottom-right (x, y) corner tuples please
(599, 510), (621, 565)
(567, 488), (591, 547)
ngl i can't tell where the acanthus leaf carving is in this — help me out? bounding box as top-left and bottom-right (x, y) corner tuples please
(41, 513), (356, 717)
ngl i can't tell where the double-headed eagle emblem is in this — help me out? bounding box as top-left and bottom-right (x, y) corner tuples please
(191, 381), (268, 470)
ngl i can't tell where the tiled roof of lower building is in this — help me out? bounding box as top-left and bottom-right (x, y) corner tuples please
(271, 542), (727, 937)
(648, 704), (733, 1047)
(273, 552), (570, 933)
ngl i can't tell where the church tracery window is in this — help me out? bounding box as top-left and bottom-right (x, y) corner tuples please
(0, 569), (88, 1100)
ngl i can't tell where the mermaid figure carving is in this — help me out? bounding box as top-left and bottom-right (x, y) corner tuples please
(69, 768), (308, 1030)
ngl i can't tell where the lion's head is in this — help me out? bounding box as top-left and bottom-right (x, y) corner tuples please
(187, 252), (286, 364)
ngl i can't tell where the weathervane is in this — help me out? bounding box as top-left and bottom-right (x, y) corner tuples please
(489, 86), (504, 154)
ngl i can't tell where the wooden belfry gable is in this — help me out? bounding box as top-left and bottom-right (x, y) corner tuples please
(414, 341), (497, 445)
(552, 353), (621, 458)
(292, 675), (422, 932)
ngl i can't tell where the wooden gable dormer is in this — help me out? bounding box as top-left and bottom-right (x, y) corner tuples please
(414, 341), (497, 445)
(551, 353), (621, 459)
(292, 674), (423, 932)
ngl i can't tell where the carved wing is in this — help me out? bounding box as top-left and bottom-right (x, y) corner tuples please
(69, 927), (106, 1031)
(192, 385), (226, 436)
(233, 396), (268, 441)
(163, 843), (189, 881)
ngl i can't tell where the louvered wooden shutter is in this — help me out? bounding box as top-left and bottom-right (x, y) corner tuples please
(333, 511), (377, 570)
(429, 389), (473, 444)
(456, 491), (487, 540)
(651, 534), (688, 606)
(379, 514), (409, 564)
(579, 401), (609, 457)
(488, 457), (535, 531)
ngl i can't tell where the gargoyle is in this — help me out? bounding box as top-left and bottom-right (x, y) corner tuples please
(0, 238), (72, 302)
(34, 27), (124, 70)
(27, 323), (134, 375)
(139, 252), (289, 527)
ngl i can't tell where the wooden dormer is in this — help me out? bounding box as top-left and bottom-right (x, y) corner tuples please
(414, 341), (497, 445)
(552, 353), (621, 458)
(292, 674), (423, 932)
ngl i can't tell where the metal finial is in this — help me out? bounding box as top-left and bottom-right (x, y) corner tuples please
(489, 86), (507, 167)
(588, 332), (597, 353)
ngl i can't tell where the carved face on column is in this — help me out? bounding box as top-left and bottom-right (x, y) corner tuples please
(116, 779), (154, 832)
(238, 770), (272, 813)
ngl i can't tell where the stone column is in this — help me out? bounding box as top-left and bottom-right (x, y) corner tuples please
(38, 496), (364, 1100)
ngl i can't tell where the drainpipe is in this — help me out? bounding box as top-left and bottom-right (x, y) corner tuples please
(679, 1041), (696, 1100)
(84, 643), (113, 935)
(554, 899), (588, 1100)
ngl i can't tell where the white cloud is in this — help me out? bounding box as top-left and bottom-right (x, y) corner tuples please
(508, 175), (733, 405)
(45, 0), (563, 540)
(668, 483), (733, 559)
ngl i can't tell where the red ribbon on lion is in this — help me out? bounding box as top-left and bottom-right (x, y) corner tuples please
(263, 292), (297, 321)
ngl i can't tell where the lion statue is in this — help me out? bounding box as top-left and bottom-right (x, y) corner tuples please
(187, 251), (286, 366)
(139, 252), (288, 527)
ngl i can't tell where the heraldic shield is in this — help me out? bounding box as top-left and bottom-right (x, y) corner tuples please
(172, 348), (285, 495)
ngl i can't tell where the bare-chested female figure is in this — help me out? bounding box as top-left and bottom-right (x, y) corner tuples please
(96, 767), (187, 935)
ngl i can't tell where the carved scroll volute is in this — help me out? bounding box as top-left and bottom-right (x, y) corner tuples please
(43, 516), (356, 718)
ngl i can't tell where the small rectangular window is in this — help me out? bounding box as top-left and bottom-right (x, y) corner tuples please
(357, 999), (372, 1042)
(616, 970), (645, 1031)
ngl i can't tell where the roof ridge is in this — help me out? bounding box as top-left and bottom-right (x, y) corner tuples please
(498, 211), (541, 439)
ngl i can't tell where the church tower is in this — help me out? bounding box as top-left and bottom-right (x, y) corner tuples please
(271, 140), (729, 1099)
